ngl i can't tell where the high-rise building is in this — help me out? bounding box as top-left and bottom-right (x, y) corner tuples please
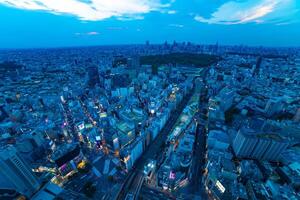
(127, 56), (140, 69)
(0, 146), (40, 197)
(127, 56), (140, 78)
(262, 140), (289, 161)
(264, 98), (284, 117)
(233, 128), (258, 158)
(233, 128), (289, 161)
(218, 87), (235, 111)
(87, 64), (100, 88)
(250, 139), (270, 160)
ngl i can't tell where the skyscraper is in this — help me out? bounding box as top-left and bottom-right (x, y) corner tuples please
(87, 64), (100, 88)
(0, 146), (40, 197)
(233, 128), (258, 158)
(233, 127), (289, 161)
(127, 55), (140, 78)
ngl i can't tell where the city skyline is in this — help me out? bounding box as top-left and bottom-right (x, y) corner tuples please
(0, 0), (300, 48)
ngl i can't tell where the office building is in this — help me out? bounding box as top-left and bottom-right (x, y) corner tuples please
(51, 143), (84, 177)
(127, 55), (140, 78)
(87, 64), (100, 88)
(233, 128), (289, 161)
(0, 146), (40, 197)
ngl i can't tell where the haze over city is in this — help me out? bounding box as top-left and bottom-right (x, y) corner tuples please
(0, 0), (300, 48)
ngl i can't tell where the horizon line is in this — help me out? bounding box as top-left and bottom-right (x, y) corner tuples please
(0, 42), (299, 51)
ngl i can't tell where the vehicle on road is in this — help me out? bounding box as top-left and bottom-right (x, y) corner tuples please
(125, 192), (135, 200)
(144, 159), (157, 176)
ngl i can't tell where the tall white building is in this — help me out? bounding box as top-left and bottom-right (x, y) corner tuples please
(0, 146), (40, 197)
(264, 97), (284, 117)
(233, 128), (258, 158)
(233, 128), (289, 161)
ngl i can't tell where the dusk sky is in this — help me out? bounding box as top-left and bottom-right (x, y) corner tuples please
(0, 0), (300, 48)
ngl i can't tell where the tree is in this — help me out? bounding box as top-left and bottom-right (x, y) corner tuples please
(141, 53), (220, 67)
(151, 64), (158, 75)
(108, 175), (115, 182)
(225, 107), (240, 124)
(83, 181), (96, 198)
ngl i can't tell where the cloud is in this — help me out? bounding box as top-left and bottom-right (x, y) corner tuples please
(159, 8), (176, 15)
(167, 10), (176, 14)
(0, 0), (172, 21)
(116, 15), (144, 21)
(75, 31), (100, 36)
(107, 27), (127, 30)
(194, 0), (298, 24)
(169, 24), (184, 28)
(87, 31), (99, 35)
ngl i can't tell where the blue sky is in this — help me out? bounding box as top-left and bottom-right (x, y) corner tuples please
(0, 0), (299, 48)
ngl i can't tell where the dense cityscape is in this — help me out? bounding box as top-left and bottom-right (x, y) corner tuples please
(0, 43), (300, 200)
